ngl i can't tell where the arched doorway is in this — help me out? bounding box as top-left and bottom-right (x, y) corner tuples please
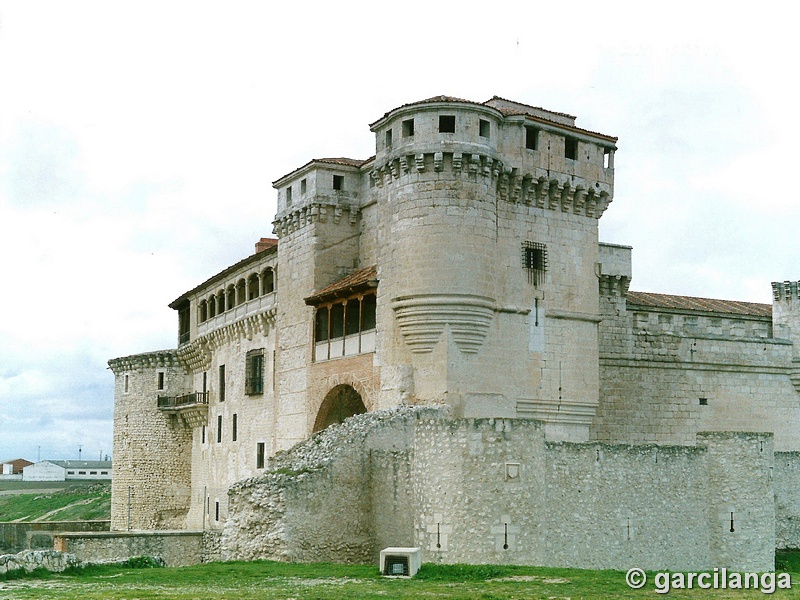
(313, 384), (367, 432)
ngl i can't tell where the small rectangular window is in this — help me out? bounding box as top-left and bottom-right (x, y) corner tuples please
(101, 471), (108, 475)
(202, 425), (206, 444)
(286, 186), (292, 206)
(362, 294), (376, 331)
(402, 118), (414, 137)
(215, 501), (220, 522)
(79, 471), (86, 475)
(479, 119), (490, 138)
(124, 374), (129, 393)
(232, 413), (238, 442)
(300, 178), (307, 194)
(522, 241), (548, 286)
(385, 129), (392, 148)
(603, 148), (612, 168)
(315, 307), (330, 342)
(439, 115), (455, 133)
(331, 303), (345, 338)
(257, 442), (265, 469)
(90, 471), (97, 475)
(157, 371), (165, 391)
(217, 415), (222, 443)
(699, 398), (708, 406)
(525, 127), (538, 150)
(345, 300), (360, 336)
(68, 471), (75, 475)
(219, 365), (226, 402)
(333, 175), (344, 190)
(565, 137), (578, 160)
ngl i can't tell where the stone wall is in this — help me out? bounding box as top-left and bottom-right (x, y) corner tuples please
(595, 294), (800, 450)
(0, 550), (78, 575)
(0, 520), (109, 554)
(109, 351), (193, 531)
(774, 452), (800, 549)
(54, 531), (204, 567)
(223, 408), (775, 571)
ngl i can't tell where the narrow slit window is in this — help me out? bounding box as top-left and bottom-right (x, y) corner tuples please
(522, 241), (548, 286)
(157, 372), (165, 391)
(439, 115), (455, 133)
(385, 129), (392, 148)
(219, 365), (226, 402)
(285, 186), (292, 206)
(217, 415), (222, 443)
(256, 442), (265, 469)
(232, 413), (237, 442)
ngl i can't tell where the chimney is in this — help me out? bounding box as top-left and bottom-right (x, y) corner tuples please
(255, 238), (278, 253)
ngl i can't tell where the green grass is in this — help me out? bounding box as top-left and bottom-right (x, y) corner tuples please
(0, 483), (110, 522)
(0, 558), (798, 599)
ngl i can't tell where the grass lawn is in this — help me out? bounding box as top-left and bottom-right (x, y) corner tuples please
(0, 483), (110, 522)
(1, 558), (798, 599)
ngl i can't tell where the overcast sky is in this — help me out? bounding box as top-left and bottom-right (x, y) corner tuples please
(1, 2), (797, 463)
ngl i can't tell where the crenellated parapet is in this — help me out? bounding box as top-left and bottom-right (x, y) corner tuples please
(369, 150), (612, 219)
(773, 281), (800, 302)
(599, 274), (631, 298)
(108, 350), (183, 374)
(272, 201), (361, 238)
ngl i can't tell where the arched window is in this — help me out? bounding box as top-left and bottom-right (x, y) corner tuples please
(236, 279), (246, 305)
(208, 294), (217, 318)
(262, 267), (275, 294)
(226, 285), (235, 310)
(217, 290), (226, 314)
(247, 273), (260, 300)
(199, 300), (208, 323)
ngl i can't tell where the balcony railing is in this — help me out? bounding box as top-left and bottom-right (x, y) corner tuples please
(157, 391), (209, 410)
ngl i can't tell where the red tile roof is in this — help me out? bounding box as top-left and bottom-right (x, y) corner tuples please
(272, 157), (373, 186)
(305, 266), (378, 305)
(626, 291), (772, 317)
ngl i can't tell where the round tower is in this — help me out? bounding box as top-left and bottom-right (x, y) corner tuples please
(370, 98), (503, 356)
(369, 96), (617, 441)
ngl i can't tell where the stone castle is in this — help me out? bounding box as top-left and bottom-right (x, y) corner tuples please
(109, 96), (800, 571)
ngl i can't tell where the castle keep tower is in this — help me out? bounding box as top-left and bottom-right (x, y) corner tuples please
(366, 96), (616, 440)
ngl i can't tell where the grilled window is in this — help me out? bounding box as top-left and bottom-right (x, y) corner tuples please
(522, 241), (547, 286)
(245, 350), (264, 395)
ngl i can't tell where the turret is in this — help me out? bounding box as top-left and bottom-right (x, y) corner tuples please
(369, 96), (617, 441)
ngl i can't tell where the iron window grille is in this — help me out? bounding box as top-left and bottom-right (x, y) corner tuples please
(245, 349), (265, 395)
(522, 241), (548, 286)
